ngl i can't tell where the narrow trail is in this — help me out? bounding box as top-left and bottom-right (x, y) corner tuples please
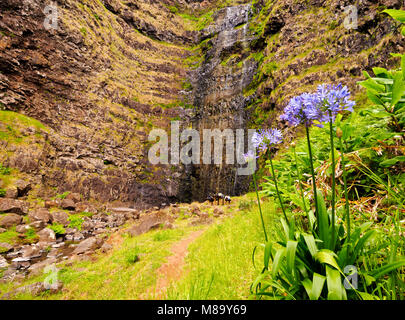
(143, 229), (206, 299)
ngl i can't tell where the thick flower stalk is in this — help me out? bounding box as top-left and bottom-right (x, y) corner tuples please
(243, 150), (268, 242)
(252, 129), (289, 224)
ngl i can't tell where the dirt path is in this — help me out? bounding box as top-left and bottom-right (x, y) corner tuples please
(143, 229), (206, 299)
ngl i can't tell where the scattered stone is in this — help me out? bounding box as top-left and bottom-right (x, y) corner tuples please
(0, 198), (29, 215)
(72, 237), (101, 255)
(213, 207), (225, 216)
(100, 242), (112, 253)
(27, 258), (57, 276)
(15, 224), (30, 233)
(1, 281), (63, 299)
(28, 208), (51, 223)
(127, 211), (173, 237)
(61, 199), (76, 211)
(0, 256), (9, 269)
(37, 228), (56, 243)
(21, 245), (42, 259)
(29, 220), (46, 231)
(15, 180), (31, 197)
(5, 187), (18, 199)
(65, 192), (81, 203)
(44, 199), (61, 209)
(0, 214), (23, 228)
(163, 222), (174, 229)
(50, 211), (69, 226)
(0, 242), (13, 253)
(0, 228), (6, 233)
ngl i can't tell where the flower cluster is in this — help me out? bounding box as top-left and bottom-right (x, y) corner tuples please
(252, 128), (283, 153)
(280, 83), (355, 127)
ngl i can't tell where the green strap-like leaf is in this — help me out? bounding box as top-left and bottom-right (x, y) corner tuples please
(370, 259), (405, 279)
(303, 234), (319, 258)
(391, 72), (405, 106)
(286, 240), (298, 276)
(383, 9), (405, 23)
(272, 248), (286, 278)
(315, 249), (341, 271)
(326, 266), (345, 300)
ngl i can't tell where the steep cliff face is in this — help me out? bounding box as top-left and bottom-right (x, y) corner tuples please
(0, 0), (404, 207)
(187, 3), (257, 201)
(0, 0), (209, 207)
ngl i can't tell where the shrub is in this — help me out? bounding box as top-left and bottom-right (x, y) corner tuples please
(68, 215), (84, 231)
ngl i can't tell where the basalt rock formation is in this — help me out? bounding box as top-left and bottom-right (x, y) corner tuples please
(0, 0), (404, 208)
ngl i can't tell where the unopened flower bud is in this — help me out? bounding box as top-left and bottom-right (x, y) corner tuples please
(336, 127), (343, 139)
(291, 141), (296, 148)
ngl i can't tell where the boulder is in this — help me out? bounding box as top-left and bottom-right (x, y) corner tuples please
(28, 208), (51, 223)
(61, 199), (76, 211)
(29, 220), (46, 231)
(72, 237), (101, 255)
(44, 199), (61, 209)
(50, 211), (69, 226)
(0, 214), (22, 228)
(15, 224), (30, 233)
(5, 187), (18, 199)
(28, 257), (57, 276)
(15, 180), (31, 197)
(37, 228), (56, 243)
(127, 211), (173, 237)
(0, 198), (29, 215)
(65, 192), (81, 203)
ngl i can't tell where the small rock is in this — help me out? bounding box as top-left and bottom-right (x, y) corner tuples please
(28, 208), (51, 223)
(72, 237), (100, 255)
(44, 199), (61, 209)
(50, 211), (69, 226)
(5, 187), (18, 199)
(0, 228), (6, 233)
(163, 222), (174, 229)
(37, 228), (56, 243)
(29, 220), (46, 231)
(0, 214), (23, 228)
(213, 207), (224, 216)
(15, 180), (31, 197)
(100, 242), (112, 253)
(15, 224), (30, 233)
(0, 256), (9, 269)
(27, 258), (57, 276)
(0, 198), (29, 215)
(0, 242), (13, 253)
(65, 192), (81, 203)
(61, 199), (76, 211)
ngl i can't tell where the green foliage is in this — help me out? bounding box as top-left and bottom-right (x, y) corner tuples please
(0, 189), (5, 197)
(25, 227), (38, 242)
(383, 9), (405, 35)
(68, 215), (84, 231)
(54, 191), (70, 200)
(125, 245), (141, 265)
(49, 223), (66, 236)
(0, 164), (11, 175)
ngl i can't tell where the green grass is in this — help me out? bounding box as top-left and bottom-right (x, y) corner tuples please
(165, 194), (281, 300)
(0, 226), (18, 245)
(0, 222), (201, 299)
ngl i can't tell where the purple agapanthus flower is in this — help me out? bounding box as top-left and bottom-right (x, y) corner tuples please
(280, 92), (324, 127)
(315, 83), (355, 122)
(252, 128), (283, 153)
(280, 83), (355, 127)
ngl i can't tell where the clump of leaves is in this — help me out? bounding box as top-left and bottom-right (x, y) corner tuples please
(54, 191), (70, 200)
(0, 189), (5, 197)
(0, 164), (11, 175)
(125, 245), (141, 265)
(49, 223), (66, 235)
(68, 215), (84, 231)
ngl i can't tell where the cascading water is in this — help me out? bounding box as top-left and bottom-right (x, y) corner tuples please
(186, 3), (258, 202)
